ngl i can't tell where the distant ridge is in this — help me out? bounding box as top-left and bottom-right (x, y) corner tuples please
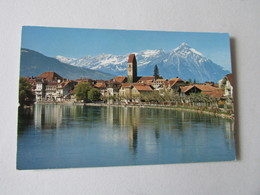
(20, 48), (114, 80)
(56, 43), (230, 82)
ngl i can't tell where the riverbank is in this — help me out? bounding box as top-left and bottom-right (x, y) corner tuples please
(33, 101), (234, 120)
(74, 102), (235, 120)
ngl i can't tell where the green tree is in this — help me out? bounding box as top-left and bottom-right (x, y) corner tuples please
(88, 88), (101, 101)
(75, 82), (92, 102)
(153, 64), (159, 79)
(19, 78), (34, 105)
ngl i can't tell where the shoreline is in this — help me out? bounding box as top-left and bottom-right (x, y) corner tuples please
(33, 102), (235, 120)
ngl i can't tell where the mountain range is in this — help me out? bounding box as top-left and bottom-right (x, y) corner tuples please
(20, 49), (114, 80)
(56, 43), (230, 82)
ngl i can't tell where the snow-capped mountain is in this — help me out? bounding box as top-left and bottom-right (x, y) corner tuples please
(56, 43), (230, 82)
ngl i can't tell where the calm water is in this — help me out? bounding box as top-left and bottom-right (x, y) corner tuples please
(17, 104), (236, 169)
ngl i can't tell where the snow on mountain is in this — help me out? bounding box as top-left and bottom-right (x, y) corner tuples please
(56, 55), (78, 65)
(56, 43), (230, 82)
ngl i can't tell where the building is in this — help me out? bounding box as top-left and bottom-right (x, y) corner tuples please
(35, 72), (76, 102)
(168, 77), (186, 92)
(38, 72), (63, 82)
(112, 76), (127, 83)
(127, 54), (138, 83)
(119, 83), (153, 101)
(218, 74), (233, 98)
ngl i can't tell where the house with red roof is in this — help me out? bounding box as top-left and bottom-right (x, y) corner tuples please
(38, 72), (63, 82)
(112, 76), (127, 83)
(218, 74), (233, 98)
(119, 83), (153, 102)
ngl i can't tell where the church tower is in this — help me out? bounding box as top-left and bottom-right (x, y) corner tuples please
(127, 53), (137, 83)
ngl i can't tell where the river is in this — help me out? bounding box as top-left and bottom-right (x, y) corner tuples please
(17, 104), (236, 169)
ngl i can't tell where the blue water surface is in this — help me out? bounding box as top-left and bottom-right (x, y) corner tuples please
(17, 104), (236, 169)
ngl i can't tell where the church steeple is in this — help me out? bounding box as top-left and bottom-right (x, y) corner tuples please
(127, 54), (137, 83)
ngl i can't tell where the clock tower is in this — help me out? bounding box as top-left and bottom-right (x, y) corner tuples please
(127, 53), (137, 83)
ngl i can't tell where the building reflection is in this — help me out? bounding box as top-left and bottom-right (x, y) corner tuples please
(116, 107), (140, 154)
(35, 104), (62, 129)
(224, 120), (235, 149)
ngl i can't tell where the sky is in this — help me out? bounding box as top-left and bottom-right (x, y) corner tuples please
(21, 26), (232, 70)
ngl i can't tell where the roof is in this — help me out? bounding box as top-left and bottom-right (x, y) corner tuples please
(38, 72), (63, 81)
(195, 84), (216, 91)
(155, 79), (167, 82)
(128, 54), (136, 63)
(226, 74), (233, 86)
(121, 83), (141, 88)
(169, 78), (184, 87)
(94, 83), (106, 88)
(170, 78), (183, 82)
(138, 76), (155, 82)
(135, 85), (153, 92)
(121, 83), (147, 89)
(76, 79), (93, 83)
(180, 86), (196, 93)
(113, 76), (127, 83)
(46, 82), (58, 86)
(203, 89), (224, 99)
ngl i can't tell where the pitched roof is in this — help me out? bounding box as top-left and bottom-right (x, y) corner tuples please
(169, 78), (184, 87)
(94, 83), (106, 88)
(38, 72), (63, 81)
(138, 76), (155, 81)
(226, 74), (233, 86)
(202, 89), (225, 99)
(195, 84), (216, 91)
(121, 83), (142, 88)
(135, 85), (153, 92)
(180, 86), (196, 93)
(113, 76), (127, 83)
(128, 54), (136, 63)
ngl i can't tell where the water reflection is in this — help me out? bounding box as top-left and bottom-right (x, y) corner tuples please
(17, 104), (236, 169)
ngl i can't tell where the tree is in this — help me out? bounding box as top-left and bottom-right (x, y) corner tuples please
(153, 64), (160, 79)
(19, 78), (34, 105)
(88, 88), (101, 101)
(74, 82), (92, 102)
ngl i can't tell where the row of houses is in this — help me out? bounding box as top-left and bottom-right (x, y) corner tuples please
(23, 71), (233, 105)
(23, 53), (233, 104)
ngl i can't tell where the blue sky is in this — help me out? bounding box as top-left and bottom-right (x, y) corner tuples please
(21, 26), (232, 70)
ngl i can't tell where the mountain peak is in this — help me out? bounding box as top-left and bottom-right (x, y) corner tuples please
(173, 42), (204, 57)
(179, 42), (190, 48)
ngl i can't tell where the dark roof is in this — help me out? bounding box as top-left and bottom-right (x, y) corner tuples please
(226, 74), (233, 86)
(128, 54), (136, 63)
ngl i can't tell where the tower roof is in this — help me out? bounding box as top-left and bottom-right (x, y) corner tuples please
(128, 54), (136, 63)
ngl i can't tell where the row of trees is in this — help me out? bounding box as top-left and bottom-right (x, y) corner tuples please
(74, 82), (101, 102)
(19, 78), (34, 106)
(118, 91), (219, 108)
